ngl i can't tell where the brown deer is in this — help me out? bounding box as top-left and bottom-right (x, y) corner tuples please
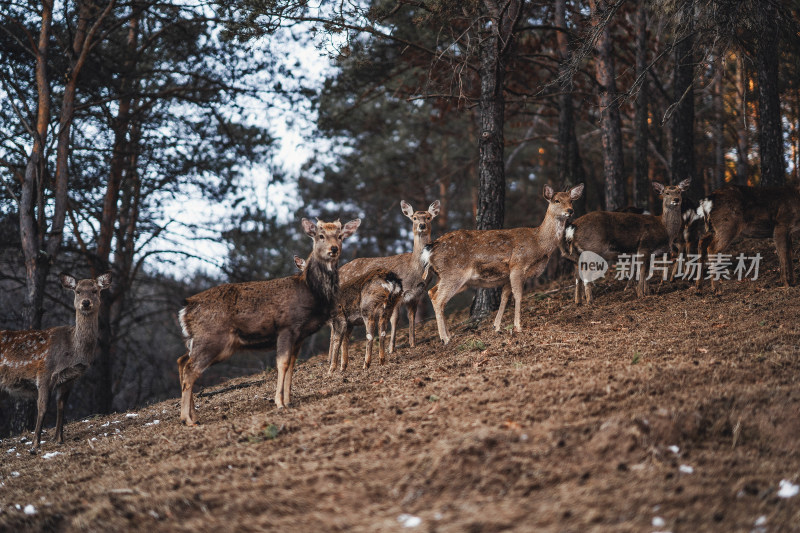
(564, 179), (690, 304)
(421, 184), (584, 345)
(328, 269), (403, 372)
(338, 200), (439, 352)
(695, 183), (800, 293)
(176, 218), (360, 425)
(0, 272), (112, 451)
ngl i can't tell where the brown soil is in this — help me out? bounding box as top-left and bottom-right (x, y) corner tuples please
(2, 239), (800, 532)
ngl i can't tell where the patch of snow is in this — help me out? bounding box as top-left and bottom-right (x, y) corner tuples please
(101, 422), (110, 427)
(42, 452), (62, 460)
(778, 480), (799, 498)
(91, 438), (97, 442)
(6, 447), (15, 453)
(679, 465), (694, 474)
(398, 514), (422, 528)
(11, 472), (20, 477)
(652, 516), (665, 527)
(126, 413), (138, 418)
(668, 445), (680, 454)
(23, 504), (36, 515)
(755, 516), (767, 526)
(144, 420), (160, 427)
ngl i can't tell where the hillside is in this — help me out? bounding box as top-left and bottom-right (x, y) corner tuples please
(2, 239), (800, 532)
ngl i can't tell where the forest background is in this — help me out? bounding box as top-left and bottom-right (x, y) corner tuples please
(1, 0), (798, 436)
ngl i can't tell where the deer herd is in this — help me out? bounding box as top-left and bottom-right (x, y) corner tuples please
(1, 180), (799, 447)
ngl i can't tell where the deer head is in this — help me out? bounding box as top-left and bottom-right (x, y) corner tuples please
(302, 218), (361, 266)
(59, 272), (112, 315)
(401, 200), (440, 239)
(544, 183), (584, 219)
(652, 179), (690, 209)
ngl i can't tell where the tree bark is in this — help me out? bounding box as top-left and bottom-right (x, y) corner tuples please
(735, 58), (750, 185)
(471, 0), (524, 319)
(670, 6), (698, 196)
(555, 0), (586, 208)
(756, 1), (785, 186)
(590, 0), (625, 211)
(633, 1), (649, 209)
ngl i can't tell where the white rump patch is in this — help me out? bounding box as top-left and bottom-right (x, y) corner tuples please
(565, 226), (575, 242)
(380, 331), (386, 337)
(381, 281), (395, 292)
(178, 308), (190, 338)
(698, 198), (713, 218)
(366, 334), (373, 341)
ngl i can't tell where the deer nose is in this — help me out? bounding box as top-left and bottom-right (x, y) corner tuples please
(419, 223), (426, 230)
(566, 208), (574, 216)
(330, 245), (339, 254)
(81, 300), (91, 309)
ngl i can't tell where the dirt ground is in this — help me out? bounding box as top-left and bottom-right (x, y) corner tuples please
(2, 238), (800, 532)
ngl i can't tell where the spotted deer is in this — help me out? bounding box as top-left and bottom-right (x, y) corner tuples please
(293, 257), (403, 372)
(563, 179), (690, 304)
(0, 272), (112, 451)
(695, 183), (800, 293)
(176, 218), (360, 425)
(328, 269), (403, 372)
(421, 184), (584, 344)
(338, 200), (439, 352)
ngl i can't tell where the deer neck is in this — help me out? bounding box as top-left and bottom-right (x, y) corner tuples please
(73, 310), (100, 364)
(411, 231), (432, 265)
(539, 210), (567, 252)
(660, 204), (682, 242)
(303, 256), (339, 313)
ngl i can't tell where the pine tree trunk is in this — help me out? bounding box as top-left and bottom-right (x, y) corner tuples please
(736, 58), (750, 185)
(633, 2), (649, 209)
(472, 20), (506, 318)
(555, 0), (586, 207)
(591, 0), (625, 211)
(671, 11), (697, 196)
(756, 1), (785, 186)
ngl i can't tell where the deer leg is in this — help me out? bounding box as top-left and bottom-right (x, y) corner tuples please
(388, 304), (400, 353)
(328, 322), (343, 375)
(180, 358), (204, 426)
(282, 343), (301, 407)
(340, 325), (353, 372)
(379, 308), (391, 365)
(510, 270), (525, 332)
(774, 225), (794, 287)
(364, 316), (377, 369)
(31, 385), (50, 451)
(54, 384), (71, 444)
(406, 300), (418, 348)
(574, 265), (584, 305)
(493, 283), (512, 332)
(695, 231), (714, 293)
(429, 276), (466, 345)
(274, 332), (293, 409)
(177, 353), (189, 385)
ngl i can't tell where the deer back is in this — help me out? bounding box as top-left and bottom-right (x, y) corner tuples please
(569, 211), (669, 256)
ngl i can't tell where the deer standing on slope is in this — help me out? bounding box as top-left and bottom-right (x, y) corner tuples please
(695, 183), (800, 293)
(338, 200), (439, 352)
(0, 272), (112, 451)
(421, 184), (584, 345)
(176, 218), (360, 426)
(563, 179), (690, 304)
(328, 269), (403, 372)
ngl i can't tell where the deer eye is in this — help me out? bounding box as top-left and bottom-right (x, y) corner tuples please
(553, 199), (560, 204)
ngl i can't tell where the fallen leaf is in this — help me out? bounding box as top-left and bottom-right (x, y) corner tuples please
(502, 420), (522, 431)
(698, 348), (709, 354)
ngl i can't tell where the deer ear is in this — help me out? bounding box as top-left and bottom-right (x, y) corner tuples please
(96, 272), (112, 290)
(543, 185), (555, 201)
(678, 178), (692, 191)
(293, 255), (306, 271)
(428, 200), (441, 218)
(59, 273), (77, 290)
(569, 184), (584, 200)
(652, 181), (665, 194)
(341, 218), (361, 239)
(400, 201), (414, 219)
(301, 218), (317, 238)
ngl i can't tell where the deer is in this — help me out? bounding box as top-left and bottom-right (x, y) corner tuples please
(328, 269), (403, 373)
(695, 183), (800, 293)
(338, 200), (440, 352)
(293, 257), (403, 372)
(421, 184), (584, 345)
(176, 218), (360, 426)
(563, 179), (690, 305)
(0, 272), (112, 452)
